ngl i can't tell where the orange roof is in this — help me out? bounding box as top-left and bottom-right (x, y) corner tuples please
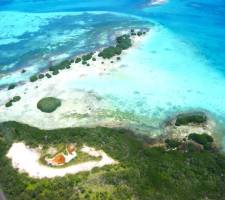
(52, 154), (65, 165)
(67, 144), (75, 154)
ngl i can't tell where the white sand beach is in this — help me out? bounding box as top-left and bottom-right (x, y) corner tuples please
(7, 142), (118, 179)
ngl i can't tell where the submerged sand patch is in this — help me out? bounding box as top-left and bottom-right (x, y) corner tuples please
(6, 142), (118, 179)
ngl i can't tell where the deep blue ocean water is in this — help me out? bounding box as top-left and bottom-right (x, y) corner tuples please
(1, 0), (225, 142)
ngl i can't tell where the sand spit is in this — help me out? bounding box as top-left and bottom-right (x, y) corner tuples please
(7, 142), (118, 179)
(0, 31), (151, 130)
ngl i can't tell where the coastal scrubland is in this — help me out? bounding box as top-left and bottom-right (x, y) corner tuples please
(0, 121), (224, 200)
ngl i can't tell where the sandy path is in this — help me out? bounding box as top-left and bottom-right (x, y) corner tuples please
(7, 142), (117, 179)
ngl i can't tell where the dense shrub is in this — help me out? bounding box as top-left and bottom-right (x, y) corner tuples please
(0, 122), (224, 200)
(52, 70), (59, 75)
(98, 34), (131, 59)
(82, 53), (93, 61)
(38, 74), (44, 79)
(75, 57), (81, 63)
(92, 57), (96, 61)
(5, 101), (12, 107)
(188, 133), (214, 149)
(37, 97), (61, 113)
(12, 96), (21, 102)
(82, 61), (87, 65)
(98, 46), (122, 59)
(21, 69), (26, 73)
(116, 34), (132, 50)
(137, 31), (142, 36)
(30, 75), (38, 82)
(175, 112), (207, 126)
(165, 139), (181, 148)
(8, 84), (17, 90)
(49, 60), (73, 72)
(45, 73), (51, 78)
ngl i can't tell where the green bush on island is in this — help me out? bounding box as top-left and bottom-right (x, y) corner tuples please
(98, 34), (131, 59)
(137, 31), (142, 36)
(37, 97), (61, 113)
(116, 34), (132, 50)
(82, 61), (87, 65)
(92, 57), (96, 61)
(165, 139), (181, 148)
(188, 133), (214, 149)
(5, 101), (12, 107)
(52, 70), (59, 75)
(0, 121), (224, 200)
(30, 75), (38, 82)
(12, 96), (21, 102)
(117, 57), (121, 60)
(45, 73), (51, 78)
(8, 84), (17, 90)
(98, 46), (122, 59)
(38, 74), (44, 79)
(21, 69), (26, 73)
(175, 112), (207, 126)
(75, 57), (81, 63)
(49, 60), (73, 72)
(82, 53), (93, 61)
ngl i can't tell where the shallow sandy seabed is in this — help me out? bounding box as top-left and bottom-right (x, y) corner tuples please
(7, 142), (118, 179)
(0, 32), (150, 132)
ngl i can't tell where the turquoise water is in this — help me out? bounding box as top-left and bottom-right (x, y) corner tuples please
(1, 0), (225, 140)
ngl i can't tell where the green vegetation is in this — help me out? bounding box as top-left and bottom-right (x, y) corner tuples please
(92, 57), (96, 61)
(175, 112), (207, 126)
(137, 31), (142, 36)
(82, 61), (87, 65)
(52, 70), (59, 75)
(37, 97), (61, 113)
(82, 53), (93, 62)
(0, 121), (224, 200)
(21, 69), (26, 73)
(116, 34), (132, 50)
(12, 96), (21, 102)
(98, 46), (122, 59)
(5, 96), (21, 107)
(165, 139), (181, 149)
(38, 74), (44, 79)
(30, 75), (38, 82)
(98, 34), (131, 59)
(5, 101), (12, 107)
(188, 133), (214, 150)
(45, 73), (51, 78)
(75, 57), (81, 63)
(49, 60), (73, 72)
(8, 83), (17, 90)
